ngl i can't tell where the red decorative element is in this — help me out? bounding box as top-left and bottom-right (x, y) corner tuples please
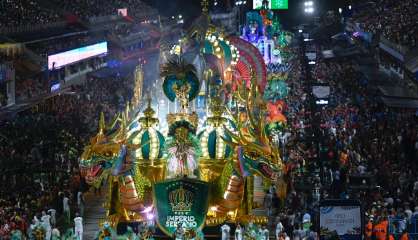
(235, 59), (251, 88)
(266, 101), (287, 123)
(259, 10), (272, 26)
(228, 36), (267, 93)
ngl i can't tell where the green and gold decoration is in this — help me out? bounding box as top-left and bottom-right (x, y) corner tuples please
(78, 1), (290, 237)
(198, 96), (235, 182)
(154, 178), (209, 237)
(161, 56), (200, 107)
(130, 98), (165, 163)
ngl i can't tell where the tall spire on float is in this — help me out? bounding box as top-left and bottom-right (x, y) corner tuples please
(139, 96), (159, 128)
(201, 0), (209, 15)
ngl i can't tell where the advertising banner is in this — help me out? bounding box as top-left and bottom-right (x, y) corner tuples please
(253, 0), (288, 9)
(312, 86), (330, 99)
(320, 205), (361, 240)
(154, 178), (209, 237)
(117, 8), (128, 16)
(48, 42), (108, 70)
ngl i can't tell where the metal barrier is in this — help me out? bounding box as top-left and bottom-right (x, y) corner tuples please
(388, 217), (418, 240)
(380, 37), (409, 56)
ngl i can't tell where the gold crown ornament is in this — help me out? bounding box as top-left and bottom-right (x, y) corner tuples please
(169, 186), (193, 212)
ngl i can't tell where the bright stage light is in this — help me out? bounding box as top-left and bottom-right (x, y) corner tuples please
(316, 99), (329, 105)
(141, 205), (154, 213)
(304, 1), (314, 13)
(304, 1), (313, 6)
(236, 0), (245, 6)
(349, 5), (352, 10)
(339, 8), (342, 13)
(299, 29), (303, 33)
(308, 61), (316, 65)
(304, 7), (314, 13)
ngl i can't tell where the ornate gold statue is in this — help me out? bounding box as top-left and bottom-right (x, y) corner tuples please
(173, 82), (191, 112)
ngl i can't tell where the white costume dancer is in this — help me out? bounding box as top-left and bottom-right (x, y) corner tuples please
(235, 224), (243, 240)
(47, 209), (56, 226)
(41, 211), (51, 240)
(74, 215), (83, 240)
(221, 223), (230, 240)
(276, 221), (284, 239)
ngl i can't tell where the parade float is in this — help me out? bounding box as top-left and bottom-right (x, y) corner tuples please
(240, 6), (293, 66)
(79, 65), (286, 237)
(79, 0), (292, 238)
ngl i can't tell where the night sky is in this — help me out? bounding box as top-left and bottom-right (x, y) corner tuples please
(143, 0), (353, 30)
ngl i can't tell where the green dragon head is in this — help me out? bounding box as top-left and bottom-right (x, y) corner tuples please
(223, 83), (284, 180)
(79, 112), (125, 186)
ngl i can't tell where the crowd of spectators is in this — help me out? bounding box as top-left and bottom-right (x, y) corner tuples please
(0, 0), (61, 29)
(14, 74), (49, 103)
(0, 170), (81, 238)
(352, 0), (418, 49)
(0, 0), (157, 32)
(50, 0), (156, 21)
(264, 30), (418, 239)
(1, 1), (417, 239)
(0, 73), (134, 238)
(0, 0), (160, 107)
(10, 53), (109, 104)
(26, 34), (97, 57)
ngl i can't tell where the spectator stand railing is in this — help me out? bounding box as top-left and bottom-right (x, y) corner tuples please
(380, 37), (410, 57)
(404, 48), (418, 81)
(89, 15), (123, 25)
(0, 21), (67, 35)
(389, 216), (418, 240)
